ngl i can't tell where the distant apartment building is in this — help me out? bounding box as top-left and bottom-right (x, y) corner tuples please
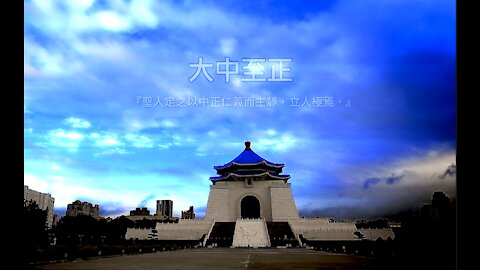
(181, 206), (196, 219)
(66, 200), (100, 219)
(156, 200), (173, 218)
(130, 207), (151, 216)
(24, 185), (55, 228)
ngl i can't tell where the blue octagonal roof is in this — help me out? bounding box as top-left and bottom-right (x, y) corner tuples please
(213, 141), (284, 170)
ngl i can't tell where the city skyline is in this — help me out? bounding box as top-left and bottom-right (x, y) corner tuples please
(24, 0), (456, 219)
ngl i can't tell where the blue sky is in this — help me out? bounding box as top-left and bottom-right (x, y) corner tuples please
(24, 0), (456, 219)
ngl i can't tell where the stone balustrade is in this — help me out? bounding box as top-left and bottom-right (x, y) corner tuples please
(125, 219), (213, 240)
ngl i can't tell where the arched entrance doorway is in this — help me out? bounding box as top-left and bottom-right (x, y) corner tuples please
(241, 196), (260, 219)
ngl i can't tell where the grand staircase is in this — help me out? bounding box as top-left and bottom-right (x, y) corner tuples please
(232, 218), (271, 248)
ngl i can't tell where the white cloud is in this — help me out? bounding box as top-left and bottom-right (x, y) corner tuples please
(129, 0), (159, 28)
(24, 64), (42, 77)
(65, 0), (94, 11)
(24, 105), (32, 114)
(28, 0), (159, 34)
(95, 148), (129, 156)
(50, 163), (61, 171)
(85, 132), (127, 155)
(125, 134), (154, 148)
(72, 39), (135, 62)
(231, 77), (242, 89)
(24, 174), (49, 193)
(48, 175), (66, 182)
(160, 120), (177, 128)
(47, 129), (85, 150)
(93, 11), (131, 32)
(219, 38), (237, 55)
(151, 76), (196, 97)
(89, 133), (101, 139)
(95, 136), (121, 147)
(252, 132), (299, 152)
(195, 140), (244, 155)
(24, 0), (161, 80)
(24, 173), (142, 212)
(64, 117), (91, 129)
(24, 171), (210, 218)
(50, 130), (84, 140)
(121, 110), (164, 132)
(89, 132), (123, 147)
(158, 143), (172, 150)
(266, 129), (277, 136)
(43, 121), (170, 153)
(24, 38), (84, 77)
(207, 127), (231, 138)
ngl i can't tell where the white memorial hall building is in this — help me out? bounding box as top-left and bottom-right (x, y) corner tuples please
(126, 142), (394, 247)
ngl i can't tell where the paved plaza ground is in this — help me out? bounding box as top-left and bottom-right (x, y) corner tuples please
(29, 248), (391, 270)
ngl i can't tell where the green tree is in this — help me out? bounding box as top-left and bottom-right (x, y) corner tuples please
(24, 199), (49, 260)
(353, 231), (365, 240)
(105, 216), (134, 244)
(53, 215), (99, 245)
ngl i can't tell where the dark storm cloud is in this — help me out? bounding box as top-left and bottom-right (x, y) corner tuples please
(386, 174), (404, 185)
(100, 207), (127, 217)
(139, 194), (156, 207)
(363, 174), (404, 189)
(440, 163), (456, 179)
(363, 178), (381, 189)
(299, 154), (456, 220)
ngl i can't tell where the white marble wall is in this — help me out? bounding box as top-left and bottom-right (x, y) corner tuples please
(125, 219), (213, 240)
(289, 219), (357, 241)
(270, 184), (299, 221)
(204, 180), (298, 222)
(289, 219), (396, 241)
(204, 185), (233, 221)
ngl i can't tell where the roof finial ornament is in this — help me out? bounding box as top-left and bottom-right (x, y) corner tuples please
(245, 141), (251, 150)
